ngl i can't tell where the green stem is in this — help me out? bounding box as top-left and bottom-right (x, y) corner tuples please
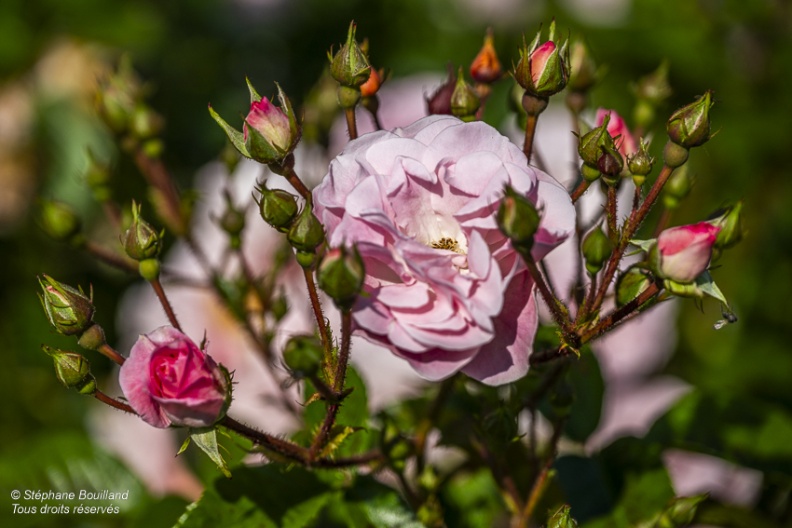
(345, 107), (358, 140)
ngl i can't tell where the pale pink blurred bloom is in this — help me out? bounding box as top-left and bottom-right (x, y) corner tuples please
(664, 449), (763, 507)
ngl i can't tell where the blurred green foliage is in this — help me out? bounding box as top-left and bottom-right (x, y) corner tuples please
(1, 0), (791, 526)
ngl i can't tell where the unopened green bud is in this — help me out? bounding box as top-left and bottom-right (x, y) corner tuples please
(130, 104), (163, 140)
(665, 494), (707, 525)
(329, 21), (371, 88)
(616, 266), (652, 307)
(39, 199), (82, 243)
(38, 275), (95, 336)
(283, 335), (323, 378)
(663, 141), (689, 169)
(217, 191), (245, 248)
(258, 185), (299, 232)
(497, 187), (540, 253)
(318, 246), (365, 311)
(667, 91), (714, 149)
(709, 201), (743, 250)
(632, 61), (672, 131)
(548, 505), (578, 528)
(450, 67), (480, 122)
(582, 225), (612, 275)
(84, 150), (112, 202)
(662, 163), (693, 209)
(122, 202), (163, 261)
(287, 204), (325, 253)
(578, 114), (616, 166)
(95, 57), (142, 133)
(627, 139), (654, 186)
(42, 346), (97, 395)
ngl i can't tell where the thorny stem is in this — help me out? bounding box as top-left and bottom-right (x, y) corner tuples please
(523, 256), (577, 347)
(303, 268), (332, 363)
(94, 390), (135, 414)
(345, 107), (359, 140)
(588, 164), (675, 316)
(149, 277), (182, 331)
(309, 311), (353, 461)
(274, 157), (313, 206)
(606, 185), (619, 244)
(581, 281), (662, 343)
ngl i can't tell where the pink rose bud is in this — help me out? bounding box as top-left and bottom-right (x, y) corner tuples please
(119, 326), (231, 429)
(595, 109), (638, 158)
(244, 97), (292, 153)
(652, 222), (721, 283)
(513, 22), (570, 98)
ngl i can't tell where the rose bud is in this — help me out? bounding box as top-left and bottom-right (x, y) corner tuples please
(662, 163), (693, 210)
(595, 109), (638, 158)
(650, 222), (721, 283)
(470, 28), (502, 84)
(568, 39), (598, 94)
(426, 64), (457, 115)
(329, 21), (371, 89)
(596, 144), (624, 184)
(209, 81), (300, 166)
(258, 185), (298, 233)
(513, 21), (570, 98)
(497, 186), (540, 254)
(38, 199), (82, 243)
(633, 60), (672, 130)
(318, 245), (365, 311)
(38, 274), (95, 336)
(581, 224), (612, 275)
(667, 90), (714, 149)
(42, 346), (97, 395)
(283, 335), (324, 378)
(122, 202), (163, 261)
(287, 204), (325, 253)
(450, 68), (481, 122)
(360, 67), (384, 98)
(627, 138), (654, 187)
(578, 113), (617, 168)
(119, 326), (232, 428)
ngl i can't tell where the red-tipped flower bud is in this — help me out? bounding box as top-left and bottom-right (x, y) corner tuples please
(42, 346), (97, 395)
(318, 245), (365, 311)
(38, 275), (95, 336)
(513, 21), (570, 98)
(209, 81), (300, 165)
(426, 65), (457, 115)
(470, 29), (502, 84)
(122, 202), (163, 261)
(667, 91), (714, 149)
(650, 222), (721, 283)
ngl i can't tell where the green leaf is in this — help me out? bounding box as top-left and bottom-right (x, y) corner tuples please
(564, 350), (604, 442)
(441, 469), (508, 528)
(245, 77), (262, 103)
(208, 104), (250, 158)
(175, 465), (331, 528)
(695, 271), (729, 306)
(188, 428), (231, 478)
(629, 238), (656, 253)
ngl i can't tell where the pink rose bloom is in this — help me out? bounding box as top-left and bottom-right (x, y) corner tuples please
(314, 115), (575, 385)
(595, 108), (638, 157)
(654, 222), (721, 283)
(119, 325), (230, 428)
